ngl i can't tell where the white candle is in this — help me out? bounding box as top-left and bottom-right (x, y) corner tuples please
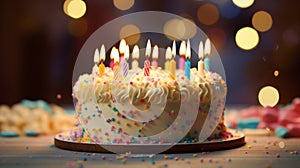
(164, 47), (171, 71)
(132, 45), (139, 69)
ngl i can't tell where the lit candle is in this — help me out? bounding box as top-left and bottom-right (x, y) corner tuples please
(123, 45), (129, 77)
(132, 45), (139, 69)
(185, 39), (191, 80)
(198, 41), (205, 76)
(112, 47), (120, 80)
(172, 40), (176, 58)
(179, 40), (186, 70)
(170, 46), (176, 80)
(144, 39), (151, 76)
(151, 45), (158, 69)
(93, 48), (100, 75)
(164, 47), (172, 71)
(204, 38), (211, 71)
(119, 39), (126, 62)
(99, 45), (106, 77)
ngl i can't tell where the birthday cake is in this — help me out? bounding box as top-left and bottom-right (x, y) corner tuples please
(72, 39), (230, 144)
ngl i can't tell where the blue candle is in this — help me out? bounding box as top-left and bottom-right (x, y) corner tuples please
(185, 60), (191, 80)
(204, 57), (210, 71)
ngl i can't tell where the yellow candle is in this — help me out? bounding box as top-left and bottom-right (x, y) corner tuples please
(99, 44), (106, 77)
(168, 46), (176, 79)
(198, 41), (205, 77)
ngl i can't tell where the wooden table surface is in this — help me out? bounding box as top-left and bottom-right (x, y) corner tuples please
(0, 135), (300, 168)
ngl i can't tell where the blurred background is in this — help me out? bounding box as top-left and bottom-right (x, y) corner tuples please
(0, 0), (299, 106)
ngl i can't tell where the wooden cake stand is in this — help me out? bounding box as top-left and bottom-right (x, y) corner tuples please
(54, 129), (245, 154)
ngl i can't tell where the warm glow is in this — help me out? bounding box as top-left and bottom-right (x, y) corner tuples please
(119, 39), (126, 55)
(258, 86), (280, 107)
(132, 45), (139, 59)
(152, 45), (159, 59)
(99, 45), (106, 62)
(113, 0), (134, 10)
(198, 41), (204, 59)
(274, 70), (279, 77)
(67, 0), (87, 19)
(197, 3), (219, 25)
(179, 41), (186, 56)
(63, 0), (72, 16)
(120, 24), (140, 45)
(235, 27), (259, 50)
(165, 47), (172, 60)
(163, 18), (196, 40)
(93, 48), (100, 64)
(204, 38), (211, 56)
(186, 40), (191, 60)
(111, 47), (119, 62)
(68, 19), (88, 37)
(145, 39), (151, 57)
(232, 0), (255, 8)
(172, 41), (176, 57)
(252, 11), (273, 32)
(124, 45), (129, 60)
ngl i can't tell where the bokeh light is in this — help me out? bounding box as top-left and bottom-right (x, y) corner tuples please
(232, 0), (255, 8)
(163, 18), (196, 40)
(274, 70), (279, 77)
(258, 86), (280, 107)
(252, 11), (273, 32)
(120, 24), (140, 45)
(113, 0), (135, 10)
(68, 18), (88, 37)
(197, 3), (219, 25)
(63, 0), (72, 16)
(66, 0), (87, 19)
(235, 27), (259, 50)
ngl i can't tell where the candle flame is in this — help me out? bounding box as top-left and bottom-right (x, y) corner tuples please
(172, 40), (176, 57)
(198, 41), (204, 59)
(119, 39), (126, 55)
(132, 45), (140, 59)
(124, 45), (129, 60)
(186, 39), (191, 60)
(165, 46), (172, 60)
(94, 48), (100, 64)
(111, 47), (119, 63)
(145, 39), (151, 57)
(152, 45), (158, 59)
(100, 45), (106, 62)
(204, 38), (211, 56)
(179, 40), (186, 57)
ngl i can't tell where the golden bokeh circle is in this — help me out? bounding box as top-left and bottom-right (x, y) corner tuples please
(113, 0), (135, 11)
(252, 11), (273, 32)
(258, 86), (280, 107)
(232, 0), (255, 8)
(120, 24), (141, 45)
(235, 27), (259, 50)
(197, 4), (219, 25)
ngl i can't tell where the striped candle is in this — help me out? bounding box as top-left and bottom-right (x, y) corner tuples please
(144, 39), (151, 76)
(123, 45), (129, 77)
(144, 59), (150, 76)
